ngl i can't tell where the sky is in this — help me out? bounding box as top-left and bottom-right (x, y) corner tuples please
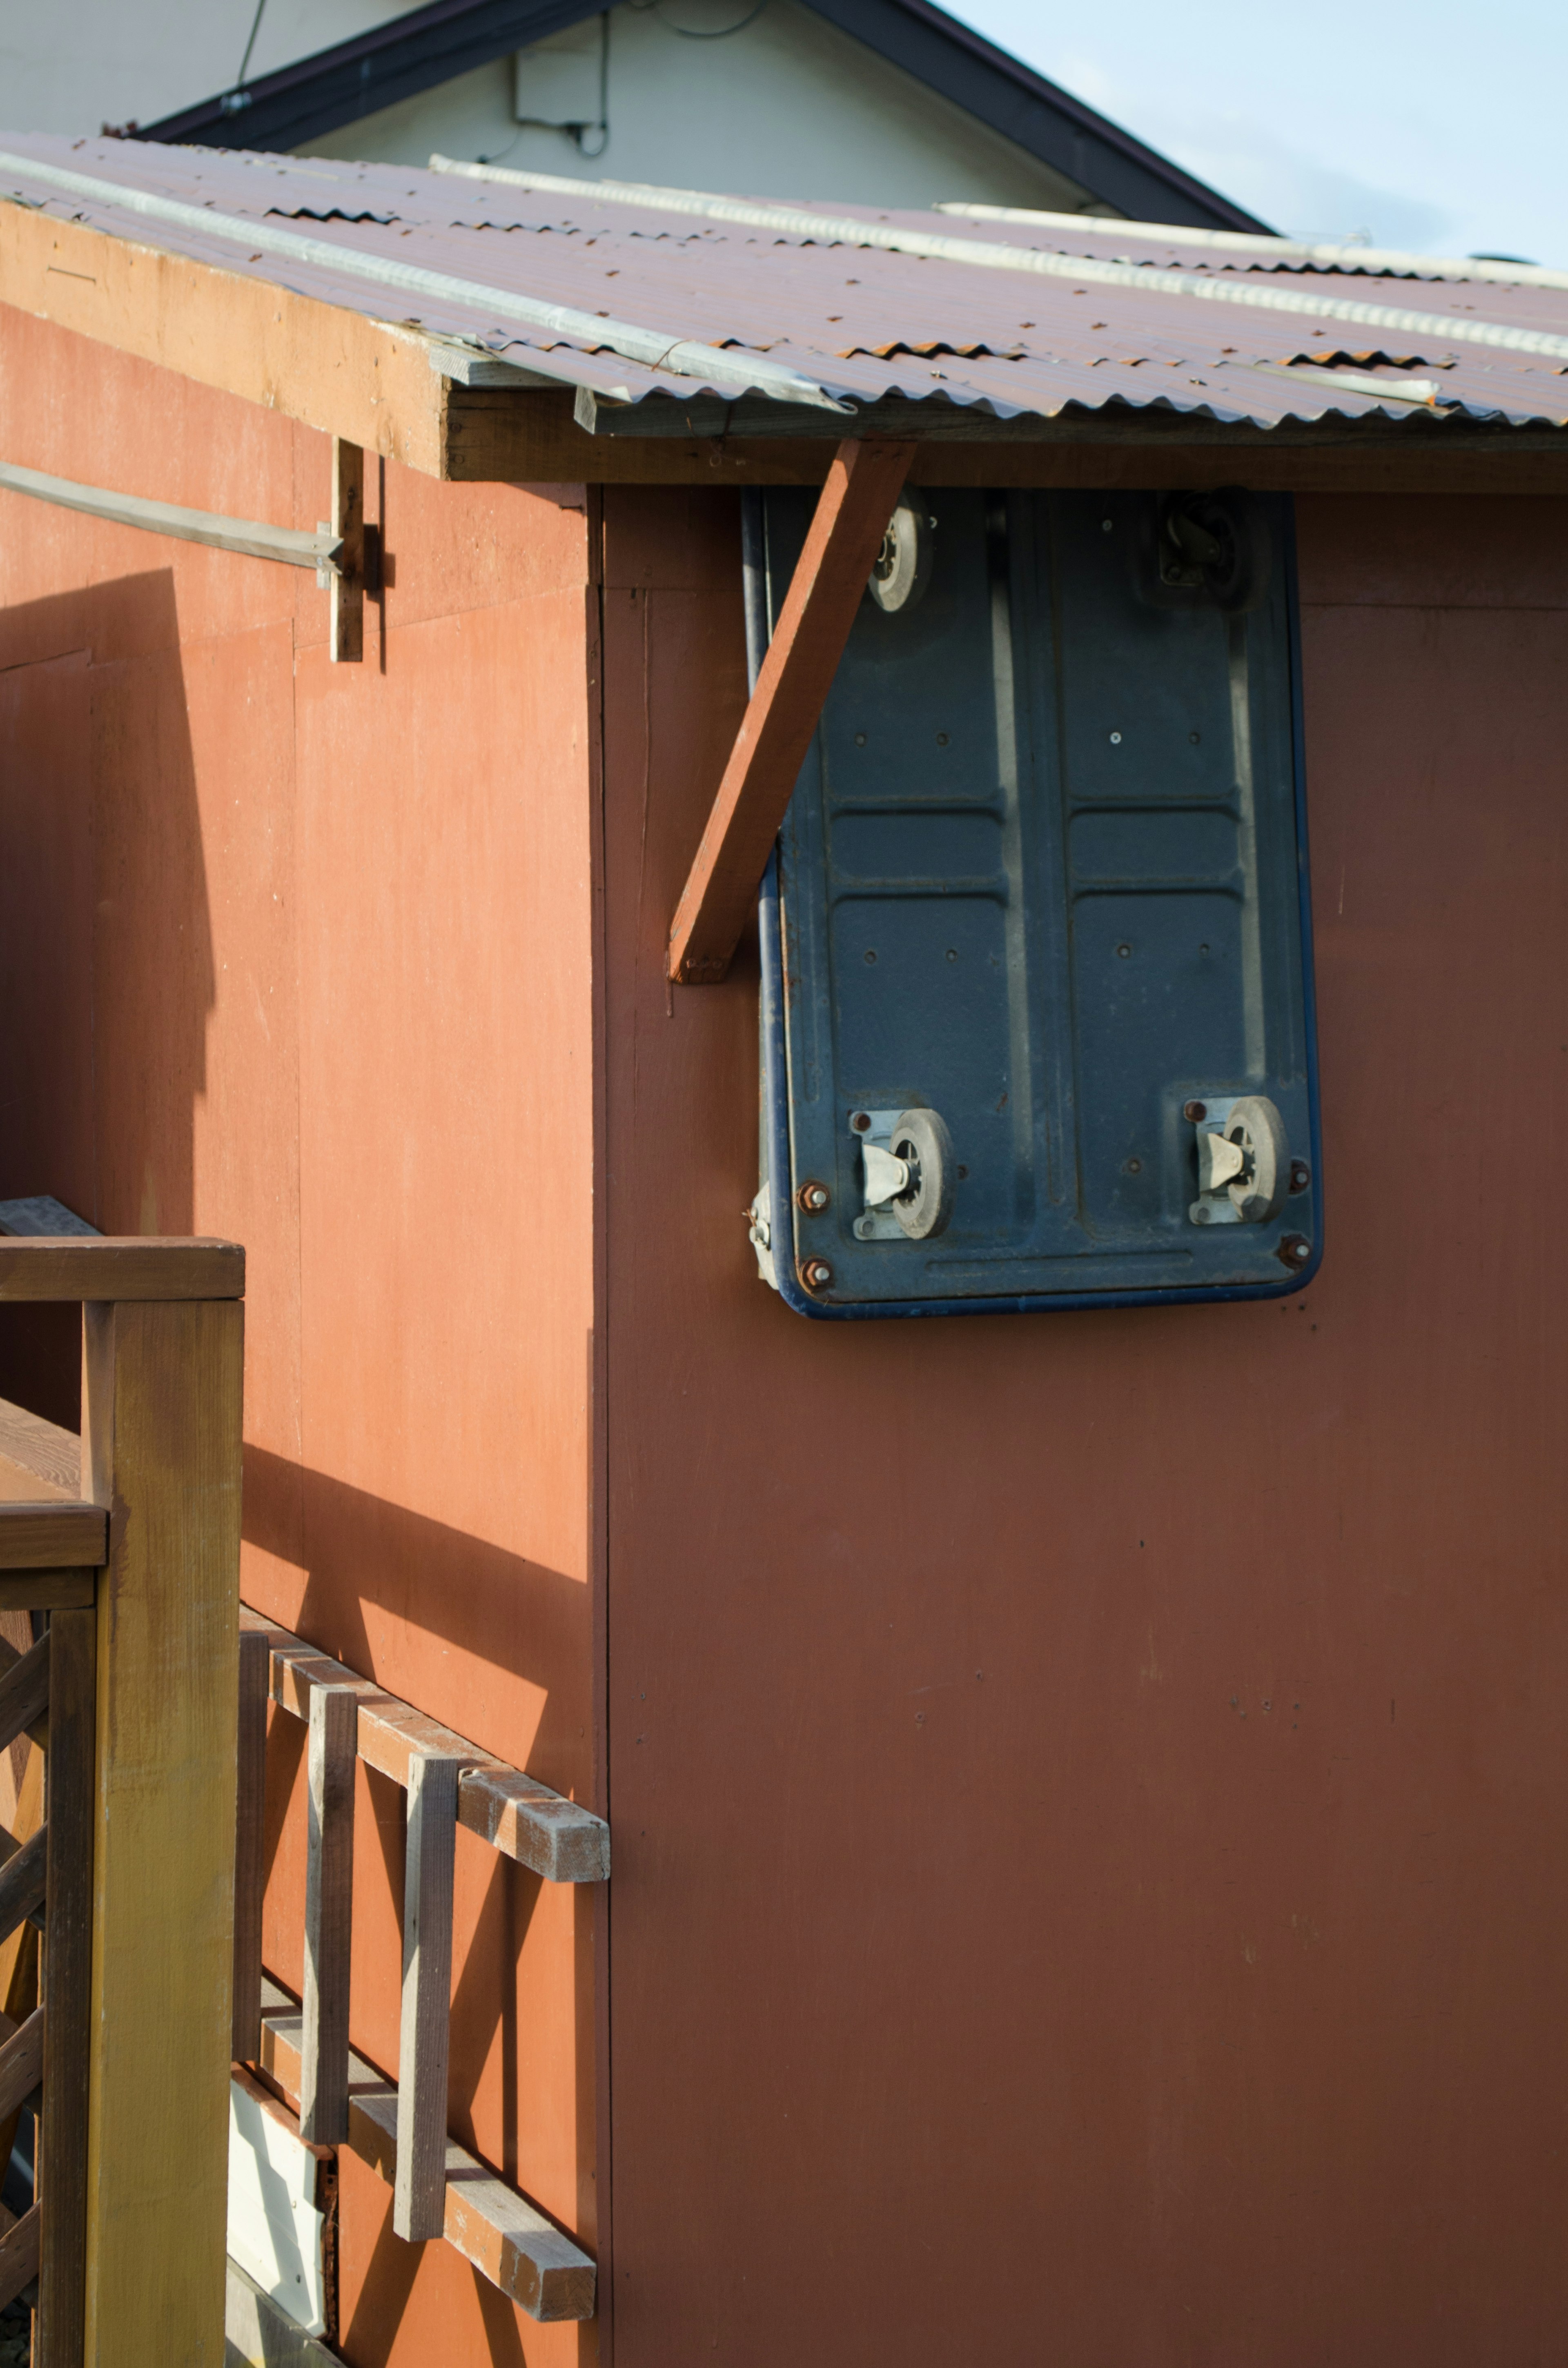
(954, 0), (1567, 266)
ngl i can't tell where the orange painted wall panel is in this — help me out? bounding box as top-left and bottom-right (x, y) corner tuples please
(598, 488), (1568, 2366)
(0, 307), (601, 2366)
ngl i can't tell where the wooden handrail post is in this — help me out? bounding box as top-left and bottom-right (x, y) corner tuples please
(80, 1293), (244, 2366)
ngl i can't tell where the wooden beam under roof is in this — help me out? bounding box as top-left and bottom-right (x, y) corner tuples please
(5, 199), (1568, 491)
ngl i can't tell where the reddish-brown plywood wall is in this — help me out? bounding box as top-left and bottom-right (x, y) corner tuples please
(600, 488), (1568, 2364)
(0, 308), (600, 2366)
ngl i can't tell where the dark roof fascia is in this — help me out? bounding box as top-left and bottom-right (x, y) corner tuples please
(803, 0), (1269, 231)
(132, 0), (1268, 234)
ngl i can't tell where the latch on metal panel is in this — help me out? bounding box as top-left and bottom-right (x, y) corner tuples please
(850, 1107), (955, 1241)
(1187, 1094), (1289, 1226)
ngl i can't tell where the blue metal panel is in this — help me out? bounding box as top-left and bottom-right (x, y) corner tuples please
(757, 487), (1321, 1317)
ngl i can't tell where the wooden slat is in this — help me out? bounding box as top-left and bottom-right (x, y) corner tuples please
(666, 437), (916, 984)
(0, 1749), (41, 2212)
(330, 437), (365, 665)
(258, 1986), (595, 2321)
(0, 2005), (43, 2123)
(0, 1400), (80, 1498)
(0, 1636), (49, 1756)
(0, 2201), (39, 2312)
(0, 1827), (46, 1944)
(0, 1505), (106, 1570)
(0, 1573), (94, 1612)
(38, 1605), (94, 2368)
(393, 1753), (459, 2242)
(299, 1686), (357, 2146)
(232, 1628), (270, 2065)
(242, 1606), (609, 1881)
(0, 1237), (243, 1302)
(80, 1297), (243, 2367)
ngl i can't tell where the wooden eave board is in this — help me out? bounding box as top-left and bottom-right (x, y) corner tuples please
(4, 201), (1568, 491)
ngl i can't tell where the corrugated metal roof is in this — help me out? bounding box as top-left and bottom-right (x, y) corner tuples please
(2, 134), (1565, 432)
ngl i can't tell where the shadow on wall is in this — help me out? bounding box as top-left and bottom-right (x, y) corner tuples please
(0, 570), (212, 1426)
(245, 1444), (600, 2365)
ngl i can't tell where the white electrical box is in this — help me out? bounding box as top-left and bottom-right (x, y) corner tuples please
(514, 22), (603, 126)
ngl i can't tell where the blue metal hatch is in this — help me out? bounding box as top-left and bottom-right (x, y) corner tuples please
(752, 484), (1321, 1319)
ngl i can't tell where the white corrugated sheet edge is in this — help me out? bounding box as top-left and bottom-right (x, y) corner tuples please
(227, 2079), (328, 2338)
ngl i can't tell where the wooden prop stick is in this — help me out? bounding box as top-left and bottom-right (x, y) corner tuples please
(393, 1751), (459, 2242)
(300, 1684), (358, 2143)
(331, 438), (365, 665)
(667, 437), (916, 985)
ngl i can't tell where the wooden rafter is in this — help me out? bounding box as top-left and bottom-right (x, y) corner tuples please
(667, 437), (916, 986)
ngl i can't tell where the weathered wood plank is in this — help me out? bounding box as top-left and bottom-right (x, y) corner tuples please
(394, 1753), (459, 2242)
(0, 1827), (46, 1944)
(459, 1767), (610, 1885)
(81, 1298), (243, 2368)
(0, 1238), (243, 1301)
(258, 1986), (595, 2320)
(667, 437), (916, 984)
(299, 1685), (357, 2146)
(240, 1607), (609, 1880)
(0, 1748), (41, 2210)
(0, 1400), (79, 1498)
(0, 1574), (94, 1612)
(330, 437), (364, 665)
(0, 2005), (43, 2123)
(0, 2202), (39, 2312)
(232, 1627), (270, 2066)
(0, 1505), (106, 1570)
(0, 1636), (49, 1756)
(38, 1605), (93, 2368)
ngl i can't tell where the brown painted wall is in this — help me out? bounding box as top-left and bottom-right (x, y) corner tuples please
(599, 487), (1568, 2365)
(4, 292), (1566, 2365)
(0, 310), (602, 2368)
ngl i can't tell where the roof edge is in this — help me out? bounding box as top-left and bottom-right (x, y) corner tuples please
(128, 0), (1267, 235)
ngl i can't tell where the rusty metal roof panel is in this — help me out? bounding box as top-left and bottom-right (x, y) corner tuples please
(0, 136), (1564, 432)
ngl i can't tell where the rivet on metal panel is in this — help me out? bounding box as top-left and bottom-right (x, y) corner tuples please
(1289, 1159), (1312, 1194)
(1277, 1234), (1313, 1268)
(1183, 1100), (1208, 1122)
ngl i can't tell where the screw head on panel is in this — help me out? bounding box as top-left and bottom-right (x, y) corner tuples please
(1289, 1158), (1312, 1194)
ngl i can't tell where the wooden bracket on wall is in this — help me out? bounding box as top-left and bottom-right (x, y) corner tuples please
(330, 437), (365, 665)
(666, 437), (916, 985)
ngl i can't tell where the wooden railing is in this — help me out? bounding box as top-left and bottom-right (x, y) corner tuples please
(0, 1235), (244, 2366)
(234, 1609), (608, 2322)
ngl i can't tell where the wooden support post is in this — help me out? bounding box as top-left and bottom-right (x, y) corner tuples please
(80, 1298), (243, 2368)
(666, 437), (916, 984)
(232, 1626), (269, 2066)
(393, 1752), (459, 2242)
(299, 1684), (357, 2144)
(38, 1603), (94, 2368)
(330, 437), (365, 665)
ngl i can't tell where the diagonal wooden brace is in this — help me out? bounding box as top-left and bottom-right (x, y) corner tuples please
(667, 437), (916, 985)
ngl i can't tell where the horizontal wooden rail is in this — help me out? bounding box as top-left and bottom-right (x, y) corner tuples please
(0, 1505), (106, 1570)
(240, 1610), (610, 1884)
(0, 1237), (244, 1301)
(258, 1981), (595, 2323)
